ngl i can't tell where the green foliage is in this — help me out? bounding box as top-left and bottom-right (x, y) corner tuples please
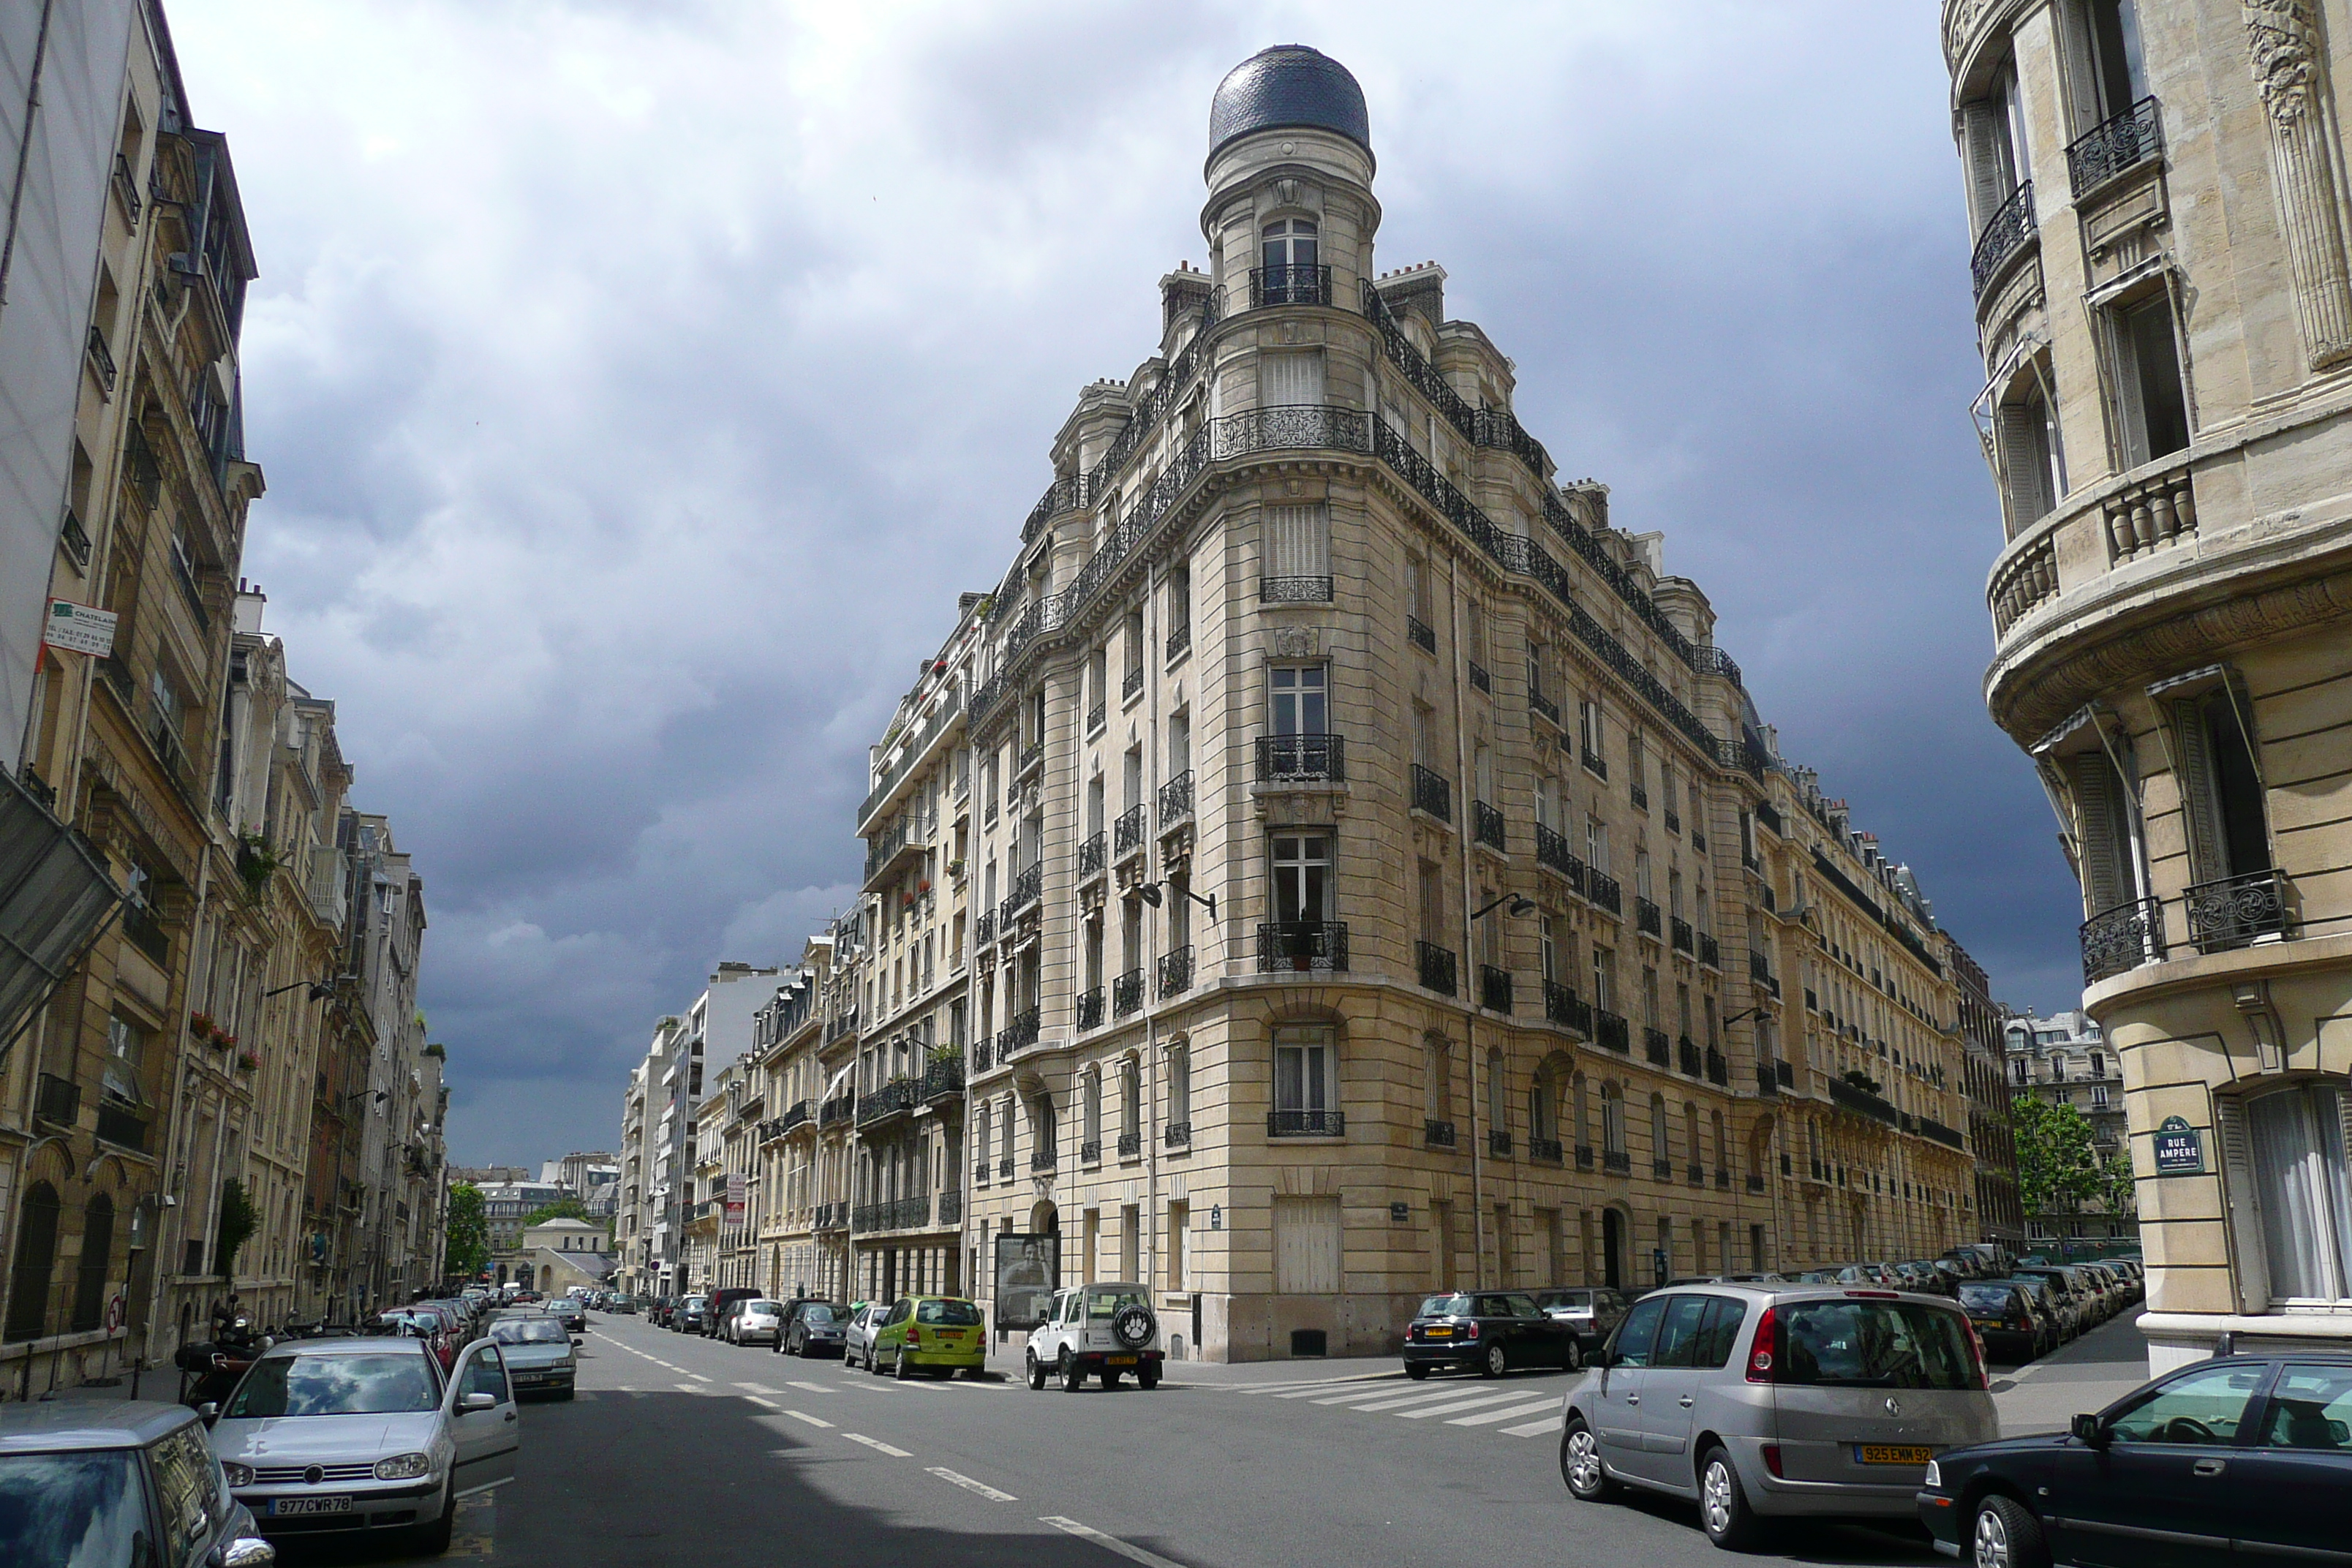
(444, 1182), (489, 1277)
(523, 1196), (589, 1226)
(2013, 1096), (2103, 1218)
(234, 834), (280, 902)
(2097, 1150), (2140, 1220)
(215, 1178), (260, 1278)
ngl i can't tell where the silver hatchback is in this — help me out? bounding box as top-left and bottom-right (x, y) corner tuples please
(1560, 1284), (1996, 1550)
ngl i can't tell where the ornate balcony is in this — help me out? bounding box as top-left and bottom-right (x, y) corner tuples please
(1586, 869), (1622, 917)
(1164, 1121), (1191, 1148)
(1472, 800), (1506, 852)
(1261, 575), (1334, 603)
(1112, 969), (1145, 1017)
(1409, 764), (1452, 823)
(1749, 948), (1779, 996)
(1077, 988), (1104, 1032)
(1706, 1048), (1730, 1087)
(1117, 1130), (1142, 1159)
(1250, 262), (1332, 307)
(1678, 1037), (1702, 1077)
(1003, 861), (1042, 922)
(1080, 1140), (1102, 1165)
(1637, 897), (1662, 938)
(1596, 1010), (1629, 1054)
(1030, 1149), (1057, 1172)
(1534, 823), (1586, 895)
(1425, 1119), (1457, 1149)
(1158, 769), (1194, 829)
(974, 911), (995, 948)
(2081, 896), (2166, 984)
(2185, 868), (2292, 954)
(858, 1077), (917, 1126)
(1646, 1028), (1671, 1066)
(1077, 831), (1107, 881)
(1000, 1005), (1041, 1057)
(1121, 668), (1143, 704)
(1158, 944), (1194, 998)
(1755, 1062), (1781, 1097)
(1698, 932), (1721, 969)
(1257, 920), (1348, 973)
(998, 1156), (1015, 1179)
(1416, 940), (1458, 996)
(1480, 965), (1513, 1014)
(1530, 1137), (1564, 1165)
(1970, 180), (2035, 299)
(1489, 1129), (1513, 1158)
(1670, 916), (1694, 954)
(1544, 979), (1592, 1036)
(1267, 1109), (1344, 1137)
(1256, 733), (1345, 783)
(1408, 615), (1437, 652)
(1631, 781), (1649, 813)
(1113, 804), (1145, 861)
(1604, 1149), (1631, 1175)
(1087, 701), (1107, 735)
(2067, 96), (2162, 197)
(921, 1055), (964, 1102)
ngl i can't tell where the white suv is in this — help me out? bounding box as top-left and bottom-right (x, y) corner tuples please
(1024, 1283), (1162, 1391)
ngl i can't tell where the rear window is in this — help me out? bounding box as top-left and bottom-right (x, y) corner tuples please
(916, 1300), (982, 1326)
(799, 1305), (837, 1324)
(1777, 1300), (1980, 1390)
(1418, 1294), (1471, 1318)
(1957, 1284), (2016, 1312)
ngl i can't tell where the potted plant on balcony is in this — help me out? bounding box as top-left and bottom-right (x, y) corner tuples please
(235, 1047), (258, 1072)
(189, 1009), (215, 1039)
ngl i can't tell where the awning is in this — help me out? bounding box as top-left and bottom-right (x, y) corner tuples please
(0, 768), (121, 1046)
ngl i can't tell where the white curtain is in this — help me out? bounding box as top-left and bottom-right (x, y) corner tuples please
(1266, 504), (1329, 578)
(1260, 350), (1325, 407)
(2250, 1085), (2352, 1301)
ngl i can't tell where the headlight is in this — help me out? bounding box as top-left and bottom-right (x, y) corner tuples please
(1923, 1460), (1942, 1491)
(222, 1461), (255, 1488)
(374, 1452), (433, 1481)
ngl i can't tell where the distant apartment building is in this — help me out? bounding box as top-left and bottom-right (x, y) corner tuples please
(2006, 1008), (2137, 1250)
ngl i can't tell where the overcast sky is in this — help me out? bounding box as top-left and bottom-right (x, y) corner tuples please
(165, 1), (2081, 1166)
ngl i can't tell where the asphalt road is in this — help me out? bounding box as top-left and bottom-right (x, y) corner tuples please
(251, 1305), (2153, 1568)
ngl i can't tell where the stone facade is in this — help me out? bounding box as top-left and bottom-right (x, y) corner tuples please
(1944, 0), (2352, 1368)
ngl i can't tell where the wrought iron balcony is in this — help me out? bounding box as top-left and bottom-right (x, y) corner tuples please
(2068, 96), (2162, 197)
(1425, 1119), (1457, 1148)
(1267, 1108), (1344, 1137)
(1637, 897), (1662, 938)
(1480, 965), (1513, 1014)
(1688, 1162), (1707, 1187)
(1582, 744), (1607, 780)
(1030, 1149), (1057, 1171)
(1257, 920), (1348, 973)
(973, 1037), (994, 1072)
(1534, 822), (1586, 894)
(1113, 804), (1145, 860)
(975, 1159), (992, 1186)
(998, 1156), (1016, 1179)
(1158, 769), (1194, 828)
(1489, 1129), (1513, 1158)
(1698, 932), (1721, 968)
(2081, 896), (2166, 983)
(1257, 732), (1344, 783)
(1112, 969), (1145, 1017)
(938, 1190), (963, 1225)
(1596, 1010), (1630, 1053)
(1019, 739), (1044, 777)
(1531, 690), (1561, 725)
(1665, 807), (1680, 835)
(778, 1098), (813, 1134)
(1006, 861), (1042, 919)
(1164, 1121), (1191, 1148)
(1077, 988), (1104, 1032)
(1970, 180), (2035, 298)
(1586, 868), (1622, 916)
(2186, 868), (2291, 954)
(1678, 1037), (1702, 1076)
(1692, 829), (1708, 853)
(1002, 1005), (1041, 1055)
(1087, 701), (1107, 735)
(820, 1093), (855, 1127)
(1158, 944), (1194, 998)
(1530, 1136), (1564, 1165)
(1544, 979), (1592, 1036)
(1670, 916), (1694, 954)
(1408, 615), (1437, 653)
(35, 1073), (80, 1128)
(1410, 764), (1452, 823)
(1604, 1148), (1631, 1175)
(1645, 1027), (1671, 1066)
(1631, 781), (1649, 812)
(1828, 1076), (1901, 1128)
(1250, 262), (1332, 308)
(1575, 1145), (1595, 1171)
(1749, 948), (1779, 996)
(1707, 1048), (1729, 1087)
(1472, 800), (1506, 851)
(1756, 1062), (1780, 1097)
(1166, 622), (1190, 662)
(1746, 1173), (1767, 1193)
(858, 1077), (918, 1126)
(1261, 574), (1333, 603)
(1416, 940), (1458, 996)
(1080, 1140), (1102, 1165)
(1776, 1058), (1794, 1088)
(1077, 831), (1107, 880)
(1117, 1130), (1142, 1159)
(974, 911), (995, 947)
(1122, 668), (1144, 704)
(1468, 660), (1490, 692)
(1653, 1158), (1675, 1180)
(921, 1053), (965, 1101)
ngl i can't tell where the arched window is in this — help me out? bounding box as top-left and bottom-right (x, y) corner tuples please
(1650, 1095), (1670, 1171)
(4, 1182), (60, 1342)
(1712, 1109), (1728, 1174)
(1166, 1043), (1191, 1133)
(1601, 1084), (1625, 1158)
(1030, 1094), (1057, 1163)
(974, 1102), (991, 1175)
(1425, 1037), (1452, 1123)
(1259, 218), (1321, 304)
(1082, 1071), (1102, 1159)
(1119, 1060), (1142, 1150)
(1529, 1070), (1556, 1146)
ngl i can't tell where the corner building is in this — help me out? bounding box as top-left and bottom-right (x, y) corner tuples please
(1943, 0), (2352, 1368)
(951, 48), (1986, 1361)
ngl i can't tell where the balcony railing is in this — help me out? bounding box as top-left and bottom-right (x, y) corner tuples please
(921, 1054), (965, 1101)
(1665, 807), (1680, 835)
(1746, 1173), (1768, 1193)
(1113, 804), (1146, 860)
(1670, 916), (1694, 954)
(1529, 1136), (1564, 1165)
(820, 1094), (854, 1127)
(1158, 945), (1194, 998)
(1468, 660), (1490, 692)
(1472, 800), (1506, 851)
(1261, 574), (1334, 603)
(1158, 770), (1194, 828)
(1164, 1121), (1191, 1148)
(1756, 1062), (1781, 1097)
(1480, 965), (1513, 1014)
(1000, 1006), (1041, 1057)
(1257, 733), (1344, 783)
(1970, 179), (2035, 298)
(34, 1073), (78, 1127)
(1117, 1130), (1142, 1159)
(1416, 940), (1458, 996)
(1409, 764), (1452, 823)
(1088, 701), (1107, 735)
(1122, 668), (1143, 703)
(1636, 897), (1662, 938)
(974, 911), (995, 948)
(1828, 1076), (1902, 1128)
(998, 1156), (1016, 1179)
(1749, 949), (1779, 996)
(1645, 1028), (1671, 1067)
(1596, 1010), (1630, 1054)
(1408, 616), (1437, 652)
(1077, 988), (1104, 1032)
(2186, 868), (2292, 954)
(1654, 1158), (1675, 1180)
(121, 902), (170, 967)
(1603, 1149), (1630, 1175)
(1250, 262), (1332, 308)
(1257, 920), (1348, 973)
(938, 1190), (963, 1226)
(1166, 622), (1190, 662)
(1077, 831), (1107, 880)
(1112, 969), (1145, 1017)
(1678, 1037), (1702, 1077)
(1706, 1048), (1729, 1087)
(1489, 1129), (1513, 1158)
(1586, 868), (1622, 916)
(2068, 96), (2162, 197)
(857, 1077), (917, 1126)
(1698, 932), (1721, 968)
(1582, 745), (1607, 780)
(1030, 1149), (1057, 1172)
(1004, 861), (1042, 921)
(1630, 781), (1648, 813)
(1267, 1109), (1344, 1137)
(1544, 979), (1592, 1036)
(2081, 896), (2166, 983)
(1425, 1119), (1457, 1148)
(1080, 1140), (1102, 1165)
(1534, 823), (1586, 895)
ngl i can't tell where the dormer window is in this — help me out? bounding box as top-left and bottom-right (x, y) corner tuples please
(1258, 219), (1322, 305)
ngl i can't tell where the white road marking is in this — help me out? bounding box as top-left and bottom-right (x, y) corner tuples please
(674, 1382), (709, 1393)
(927, 1466), (1017, 1501)
(1039, 1515), (1190, 1568)
(1502, 1414), (1567, 1438)
(1349, 1387), (1508, 1412)
(1246, 1375), (1397, 1395)
(1447, 1398), (1564, 1427)
(744, 1395), (780, 1409)
(785, 1381), (838, 1393)
(781, 1409), (833, 1428)
(1395, 1390), (1550, 1419)
(1305, 1385), (1447, 1406)
(734, 1382), (779, 1394)
(685, 1373), (712, 1382)
(843, 1433), (913, 1457)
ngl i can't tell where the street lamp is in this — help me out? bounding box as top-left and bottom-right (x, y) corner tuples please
(1466, 893), (1537, 1289)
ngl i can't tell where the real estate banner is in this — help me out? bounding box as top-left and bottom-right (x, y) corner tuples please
(994, 1232), (1060, 1330)
(42, 600), (117, 658)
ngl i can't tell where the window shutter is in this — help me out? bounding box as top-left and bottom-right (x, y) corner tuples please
(1962, 102), (2006, 234)
(2172, 699), (2231, 886)
(2070, 753), (2130, 916)
(1997, 404), (2051, 531)
(2215, 1096), (2271, 1313)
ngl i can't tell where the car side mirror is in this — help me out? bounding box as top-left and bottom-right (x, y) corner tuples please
(2070, 1413), (2110, 1448)
(459, 1392), (497, 1414)
(571, 1337), (584, 1347)
(196, 1402), (219, 1428)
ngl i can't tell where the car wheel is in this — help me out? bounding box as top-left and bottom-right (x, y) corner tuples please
(1972, 1494), (2051, 1568)
(557, 1384), (576, 1401)
(894, 1346), (913, 1381)
(1102, 1369), (1122, 1389)
(1138, 1365), (1160, 1390)
(1563, 1337), (1585, 1372)
(1027, 1350), (1047, 1390)
(1482, 1342), (1509, 1379)
(1405, 1363), (1431, 1381)
(1560, 1417), (1615, 1501)
(1699, 1444), (1766, 1553)
(1060, 1350), (1084, 1392)
(413, 1476), (456, 1556)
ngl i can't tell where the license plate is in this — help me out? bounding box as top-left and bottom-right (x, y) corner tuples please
(1855, 1445), (1934, 1466)
(1107, 1355), (1138, 1366)
(1425, 1327), (1452, 1338)
(272, 1496), (353, 1516)
(1970, 1318), (2005, 1329)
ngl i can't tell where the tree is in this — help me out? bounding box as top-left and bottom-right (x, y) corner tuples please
(523, 1196), (589, 1226)
(215, 1179), (259, 1279)
(445, 1183), (489, 1278)
(2097, 1150), (2140, 1223)
(2011, 1096), (2102, 1220)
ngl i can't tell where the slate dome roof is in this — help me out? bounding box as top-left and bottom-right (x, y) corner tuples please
(1207, 46), (1371, 165)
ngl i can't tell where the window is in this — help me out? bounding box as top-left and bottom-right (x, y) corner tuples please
(1586, 815), (1609, 876)
(1274, 1025), (1336, 1117)
(1590, 945), (1614, 1013)
(1995, 372), (2068, 535)
(1963, 56), (2030, 229)
(1260, 217), (1319, 295)
(1260, 352), (1326, 407)
(1266, 504), (1330, 582)
(2081, 0), (2149, 121)
(2067, 745), (2148, 922)
(2230, 1083), (2352, 1303)
(2257, 1362), (2352, 1450)
(1601, 1084), (1625, 1156)
(102, 1014), (145, 1105)
(3, 1182), (59, 1342)
(1651, 1095), (1670, 1163)
(1272, 834), (1332, 923)
(1417, 859), (1444, 945)
(1083, 1071), (1102, 1157)
(1425, 1037), (1452, 1121)
(1486, 1047), (1506, 1134)
(1120, 1060), (1141, 1143)
(2105, 1362), (2266, 1444)
(69, 1195), (112, 1332)
(1270, 665), (1327, 736)
(2168, 683), (2271, 894)
(1168, 1044), (1191, 1128)
(2108, 292), (2190, 467)
(1578, 698), (1605, 766)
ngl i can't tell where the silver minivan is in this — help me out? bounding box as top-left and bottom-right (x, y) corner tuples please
(1560, 1284), (1996, 1550)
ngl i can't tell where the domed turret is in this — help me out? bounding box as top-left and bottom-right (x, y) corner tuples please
(1207, 46), (1371, 168)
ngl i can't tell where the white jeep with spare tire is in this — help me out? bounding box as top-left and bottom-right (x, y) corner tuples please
(1025, 1282), (1164, 1391)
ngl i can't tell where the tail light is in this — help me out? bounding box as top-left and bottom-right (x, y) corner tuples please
(1462, 1321), (1480, 1340)
(907, 1326), (922, 1345)
(1961, 1316), (1991, 1390)
(1746, 1304), (1777, 1382)
(1760, 1443), (1784, 1478)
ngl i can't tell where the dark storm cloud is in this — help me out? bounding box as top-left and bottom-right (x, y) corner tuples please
(166, 1), (2085, 1164)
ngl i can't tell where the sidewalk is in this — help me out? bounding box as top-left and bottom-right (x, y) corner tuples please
(979, 1338), (1401, 1389)
(1990, 1312), (2149, 1436)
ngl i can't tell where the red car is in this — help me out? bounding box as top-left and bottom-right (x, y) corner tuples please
(370, 1308), (456, 1371)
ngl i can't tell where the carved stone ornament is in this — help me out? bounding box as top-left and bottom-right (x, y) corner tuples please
(1272, 626), (1321, 659)
(2245, 0), (2352, 367)
(2247, 0), (2320, 122)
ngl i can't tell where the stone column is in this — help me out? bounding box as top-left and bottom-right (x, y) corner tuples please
(2247, 0), (2352, 369)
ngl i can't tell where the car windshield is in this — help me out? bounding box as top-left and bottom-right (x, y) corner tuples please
(916, 1300), (982, 1326)
(799, 1305), (838, 1324)
(1084, 1289), (1145, 1319)
(0, 1450), (146, 1568)
(1957, 1284), (2016, 1311)
(684, 1297), (706, 1308)
(1778, 1300), (1980, 1390)
(745, 1301), (778, 1315)
(491, 1319), (570, 1344)
(1418, 1294), (1471, 1318)
(225, 1353), (440, 1417)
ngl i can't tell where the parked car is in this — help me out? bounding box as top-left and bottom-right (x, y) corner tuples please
(1919, 1352), (2352, 1566)
(701, 1289), (761, 1338)
(863, 1296), (987, 1379)
(546, 1297), (586, 1334)
(607, 1294), (639, 1315)
(1, 1401), (276, 1568)
(777, 1300), (848, 1357)
(2002, 1275), (2068, 1350)
(673, 1294), (710, 1333)
(206, 1336), (518, 1556)
(1534, 1286), (1630, 1357)
(370, 1310), (457, 1374)
(2011, 1267), (2090, 1340)
(486, 1313), (579, 1398)
(840, 1303), (881, 1370)
(1956, 1279), (2054, 1363)
(1405, 1290), (1586, 1379)
(1560, 1284), (1996, 1550)
(721, 1299), (785, 1347)
(1025, 1283), (1163, 1391)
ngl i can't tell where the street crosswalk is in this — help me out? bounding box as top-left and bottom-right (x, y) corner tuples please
(1232, 1374), (1567, 1439)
